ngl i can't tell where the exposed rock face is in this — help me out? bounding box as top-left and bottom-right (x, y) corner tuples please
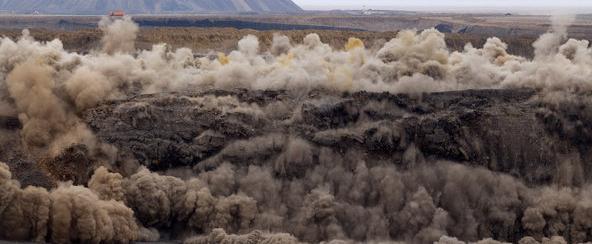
(39, 145), (98, 186)
(0, 0), (302, 14)
(6, 87), (590, 188)
(84, 88), (592, 186)
(2, 88), (592, 243)
(0, 119), (55, 188)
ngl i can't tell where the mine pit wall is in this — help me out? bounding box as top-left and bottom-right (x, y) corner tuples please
(1, 88), (592, 243)
(82, 88), (591, 187)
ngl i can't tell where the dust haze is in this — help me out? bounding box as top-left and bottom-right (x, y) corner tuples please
(0, 14), (592, 244)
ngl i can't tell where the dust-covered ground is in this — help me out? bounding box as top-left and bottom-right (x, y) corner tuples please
(0, 15), (592, 244)
(0, 13), (584, 57)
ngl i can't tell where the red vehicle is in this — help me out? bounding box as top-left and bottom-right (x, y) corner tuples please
(109, 10), (125, 17)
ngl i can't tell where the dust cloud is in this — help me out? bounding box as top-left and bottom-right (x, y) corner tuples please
(0, 15), (591, 244)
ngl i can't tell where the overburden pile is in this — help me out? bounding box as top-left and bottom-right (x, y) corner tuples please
(0, 16), (591, 243)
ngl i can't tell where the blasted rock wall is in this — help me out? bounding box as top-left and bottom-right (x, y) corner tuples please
(84, 88), (590, 186)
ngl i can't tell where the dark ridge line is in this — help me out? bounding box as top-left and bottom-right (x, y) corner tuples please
(51, 18), (366, 31)
(133, 18), (365, 31)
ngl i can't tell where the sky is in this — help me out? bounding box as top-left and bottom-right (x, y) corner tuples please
(292, 0), (592, 13)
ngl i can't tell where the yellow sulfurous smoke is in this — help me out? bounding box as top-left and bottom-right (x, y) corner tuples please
(278, 52), (295, 66)
(217, 52), (230, 65)
(345, 37), (365, 51)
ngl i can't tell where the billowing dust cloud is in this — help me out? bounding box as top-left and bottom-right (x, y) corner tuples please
(0, 15), (591, 244)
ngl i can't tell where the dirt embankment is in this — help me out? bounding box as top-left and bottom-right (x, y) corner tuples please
(0, 27), (537, 57)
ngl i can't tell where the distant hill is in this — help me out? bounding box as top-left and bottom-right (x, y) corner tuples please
(0, 0), (303, 14)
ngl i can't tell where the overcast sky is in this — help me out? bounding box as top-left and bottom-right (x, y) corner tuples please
(292, 0), (592, 13)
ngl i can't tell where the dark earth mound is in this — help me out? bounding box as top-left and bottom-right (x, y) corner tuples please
(2, 88), (590, 188)
(78, 88), (591, 186)
(2, 88), (592, 243)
